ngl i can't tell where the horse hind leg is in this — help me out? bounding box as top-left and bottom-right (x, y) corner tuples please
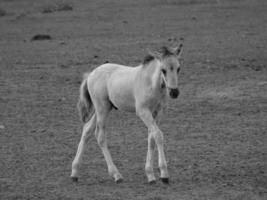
(95, 105), (123, 183)
(71, 113), (96, 181)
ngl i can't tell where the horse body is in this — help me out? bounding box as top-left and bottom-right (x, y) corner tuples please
(71, 45), (183, 184)
(88, 61), (166, 113)
(106, 63), (140, 112)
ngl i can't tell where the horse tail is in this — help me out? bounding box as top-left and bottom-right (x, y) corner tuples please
(77, 72), (94, 123)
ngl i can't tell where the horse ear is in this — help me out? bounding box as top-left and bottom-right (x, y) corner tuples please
(175, 44), (183, 57)
(159, 46), (173, 57)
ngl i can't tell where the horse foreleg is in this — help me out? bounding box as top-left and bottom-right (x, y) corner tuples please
(137, 108), (169, 183)
(146, 132), (156, 183)
(71, 114), (96, 181)
(154, 129), (169, 183)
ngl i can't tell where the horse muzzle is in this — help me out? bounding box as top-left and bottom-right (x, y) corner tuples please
(169, 88), (179, 99)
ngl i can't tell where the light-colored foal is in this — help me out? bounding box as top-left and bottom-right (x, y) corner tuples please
(71, 45), (183, 184)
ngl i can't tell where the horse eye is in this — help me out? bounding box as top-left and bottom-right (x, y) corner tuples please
(177, 68), (180, 74)
(161, 69), (167, 75)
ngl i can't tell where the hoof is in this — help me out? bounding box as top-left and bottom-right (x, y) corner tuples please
(160, 177), (169, 184)
(71, 177), (78, 182)
(115, 178), (123, 184)
(148, 180), (156, 185)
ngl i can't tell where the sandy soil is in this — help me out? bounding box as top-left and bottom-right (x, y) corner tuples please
(0, 0), (266, 199)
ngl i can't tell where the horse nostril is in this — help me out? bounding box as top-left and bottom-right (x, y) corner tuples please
(169, 88), (179, 98)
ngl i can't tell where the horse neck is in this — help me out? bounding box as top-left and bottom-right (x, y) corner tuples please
(147, 60), (162, 90)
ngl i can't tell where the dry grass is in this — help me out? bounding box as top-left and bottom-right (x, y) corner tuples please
(41, 2), (73, 14)
(0, 0), (266, 199)
(0, 8), (7, 17)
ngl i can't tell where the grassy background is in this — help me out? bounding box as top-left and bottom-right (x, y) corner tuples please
(0, 0), (266, 199)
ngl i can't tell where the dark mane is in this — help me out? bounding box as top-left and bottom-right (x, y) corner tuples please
(142, 46), (176, 66)
(142, 54), (155, 65)
(158, 46), (175, 57)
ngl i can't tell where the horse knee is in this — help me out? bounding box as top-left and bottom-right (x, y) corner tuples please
(153, 130), (164, 146)
(82, 124), (95, 144)
(94, 121), (106, 146)
(148, 134), (156, 150)
(97, 136), (106, 147)
(96, 130), (106, 147)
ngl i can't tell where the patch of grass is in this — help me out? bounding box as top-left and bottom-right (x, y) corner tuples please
(155, 0), (218, 6)
(0, 8), (7, 17)
(41, 2), (73, 14)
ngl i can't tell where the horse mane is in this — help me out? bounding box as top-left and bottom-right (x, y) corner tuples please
(142, 54), (155, 65)
(142, 46), (176, 66)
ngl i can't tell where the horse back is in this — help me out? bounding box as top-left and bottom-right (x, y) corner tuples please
(88, 63), (140, 112)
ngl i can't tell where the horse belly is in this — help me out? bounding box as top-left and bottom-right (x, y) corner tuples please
(108, 76), (136, 112)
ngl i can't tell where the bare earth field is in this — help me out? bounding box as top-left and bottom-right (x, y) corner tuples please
(0, 0), (267, 199)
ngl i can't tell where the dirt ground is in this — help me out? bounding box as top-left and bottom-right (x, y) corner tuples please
(0, 0), (266, 199)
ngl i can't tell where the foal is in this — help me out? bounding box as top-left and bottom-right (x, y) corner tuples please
(71, 45), (183, 184)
